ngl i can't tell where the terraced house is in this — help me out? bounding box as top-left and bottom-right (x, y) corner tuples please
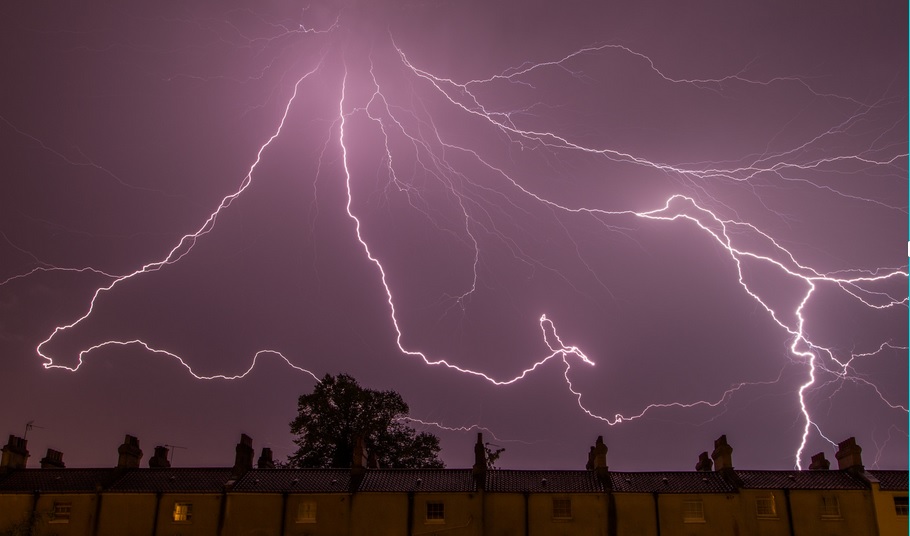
(0, 433), (906, 535)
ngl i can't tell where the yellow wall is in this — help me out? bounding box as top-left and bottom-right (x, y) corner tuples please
(350, 492), (409, 535)
(788, 489), (877, 536)
(222, 493), (283, 536)
(612, 493), (658, 536)
(528, 493), (607, 536)
(410, 493), (481, 536)
(656, 493), (741, 536)
(870, 487), (909, 536)
(284, 494), (351, 536)
(96, 493), (157, 536)
(735, 489), (791, 536)
(30, 493), (98, 536)
(483, 492), (525, 536)
(154, 493), (224, 536)
(0, 494), (35, 533)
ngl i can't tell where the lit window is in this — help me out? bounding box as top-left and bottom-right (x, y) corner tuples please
(683, 500), (705, 523)
(50, 502), (71, 523)
(895, 496), (908, 516)
(820, 496), (840, 519)
(426, 501), (445, 524)
(756, 495), (777, 518)
(552, 498), (572, 520)
(173, 502), (193, 522)
(296, 501), (317, 523)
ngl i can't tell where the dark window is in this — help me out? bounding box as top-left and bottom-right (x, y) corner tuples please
(426, 501), (444, 523)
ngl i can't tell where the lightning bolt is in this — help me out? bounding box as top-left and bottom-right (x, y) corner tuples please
(3, 6), (906, 470)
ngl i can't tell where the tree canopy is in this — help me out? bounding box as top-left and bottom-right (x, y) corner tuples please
(288, 373), (443, 468)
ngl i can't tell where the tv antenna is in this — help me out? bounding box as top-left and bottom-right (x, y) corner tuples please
(164, 444), (187, 464)
(24, 421), (45, 440)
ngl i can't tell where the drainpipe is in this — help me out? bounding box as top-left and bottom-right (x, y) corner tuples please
(523, 492), (530, 536)
(29, 490), (40, 534)
(607, 492), (617, 536)
(652, 492), (661, 536)
(783, 489), (795, 536)
(151, 491), (162, 536)
(216, 490), (227, 536)
(279, 491), (288, 536)
(407, 491), (414, 536)
(91, 489), (103, 536)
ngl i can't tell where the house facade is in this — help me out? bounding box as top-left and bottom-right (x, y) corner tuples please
(0, 433), (906, 536)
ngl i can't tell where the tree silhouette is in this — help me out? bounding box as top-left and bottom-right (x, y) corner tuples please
(288, 373), (443, 468)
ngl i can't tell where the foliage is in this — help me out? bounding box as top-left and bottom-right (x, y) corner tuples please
(288, 373), (443, 469)
(484, 442), (505, 469)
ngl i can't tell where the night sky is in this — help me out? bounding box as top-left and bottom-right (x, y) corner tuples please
(1, 1), (906, 471)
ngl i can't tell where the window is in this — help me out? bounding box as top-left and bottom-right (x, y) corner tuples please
(894, 496), (908, 516)
(173, 502), (193, 522)
(296, 501), (317, 523)
(820, 496), (840, 519)
(50, 502), (71, 523)
(756, 495), (777, 518)
(682, 500), (705, 523)
(552, 498), (572, 520)
(425, 501), (445, 524)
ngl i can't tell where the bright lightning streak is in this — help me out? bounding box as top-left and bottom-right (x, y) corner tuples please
(5, 8), (906, 470)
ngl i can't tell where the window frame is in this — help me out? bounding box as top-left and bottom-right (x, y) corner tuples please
(756, 495), (777, 518)
(296, 500), (317, 524)
(49, 501), (72, 524)
(552, 497), (572, 520)
(820, 495), (841, 519)
(425, 501), (445, 524)
(172, 502), (193, 523)
(682, 499), (705, 523)
(894, 496), (908, 516)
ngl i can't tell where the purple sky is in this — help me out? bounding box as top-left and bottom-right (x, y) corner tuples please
(1, 1), (906, 471)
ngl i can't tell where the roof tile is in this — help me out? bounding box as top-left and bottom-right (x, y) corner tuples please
(359, 469), (475, 492)
(868, 470), (909, 491)
(734, 470), (866, 490)
(609, 472), (735, 493)
(0, 469), (118, 493)
(106, 468), (235, 493)
(232, 469), (351, 493)
(486, 470), (603, 493)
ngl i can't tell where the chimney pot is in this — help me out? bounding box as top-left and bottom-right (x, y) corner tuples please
(835, 437), (863, 471)
(233, 434), (255, 474)
(695, 451), (713, 472)
(809, 452), (830, 470)
(117, 435), (143, 469)
(1, 436), (30, 470)
(40, 448), (65, 469)
(257, 447), (275, 469)
(711, 434), (734, 471)
(149, 446), (171, 468)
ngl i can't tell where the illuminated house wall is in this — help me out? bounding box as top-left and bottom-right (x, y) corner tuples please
(0, 433), (906, 536)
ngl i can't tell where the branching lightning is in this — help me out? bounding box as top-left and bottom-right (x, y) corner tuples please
(2, 5), (906, 469)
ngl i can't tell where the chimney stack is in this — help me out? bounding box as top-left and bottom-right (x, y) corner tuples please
(472, 433), (486, 490)
(809, 452), (830, 470)
(1, 436), (30, 470)
(695, 451), (713, 472)
(149, 446), (171, 468)
(711, 435), (733, 471)
(257, 447), (275, 469)
(585, 446), (595, 471)
(233, 434), (254, 474)
(835, 437), (863, 472)
(40, 448), (65, 469)
(591, 436), (609, 487)
(350, 435), (367, 491)
(117, 435), (143, 469)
